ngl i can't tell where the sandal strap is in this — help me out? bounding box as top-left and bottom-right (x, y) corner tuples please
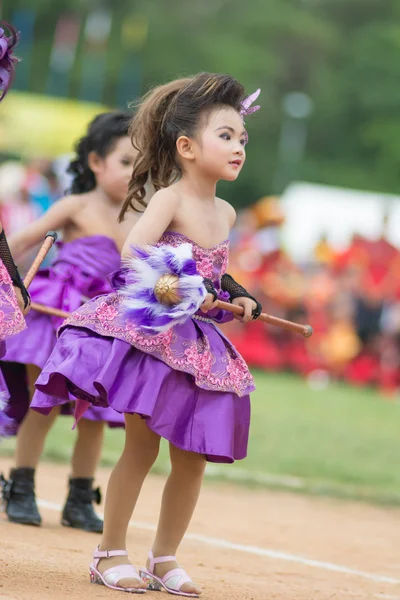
(93, 546), (128, 568)
(102, 564), (142, 587)
(148, 549), (176, 572)
(94, 548), (128, 559)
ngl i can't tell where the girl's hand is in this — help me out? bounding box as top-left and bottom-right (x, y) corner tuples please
(200, 293), (219, 313)
(14, 286), (31, 316)
(232, 297), (257, 323)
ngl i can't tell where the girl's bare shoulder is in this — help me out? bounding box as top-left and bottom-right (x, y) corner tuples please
(56, 193), (86, 212)
(216, 197), (237, 228)
(150, 186), (182, 207)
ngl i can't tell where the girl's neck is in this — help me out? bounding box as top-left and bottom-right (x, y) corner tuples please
(177, 173), (217, 204)
(91, 185), (114, 205)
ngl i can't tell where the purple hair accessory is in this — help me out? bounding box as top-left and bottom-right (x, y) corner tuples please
(0, 21), (19, 102)
(240, 88), (261, 118)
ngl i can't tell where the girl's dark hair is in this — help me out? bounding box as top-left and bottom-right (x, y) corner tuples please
(67, 111), (131, 194)
(119, 72), (245, 220)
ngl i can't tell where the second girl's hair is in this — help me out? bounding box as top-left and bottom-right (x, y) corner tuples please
(67, 111), (131, 194)
(119, 72), (245, 220)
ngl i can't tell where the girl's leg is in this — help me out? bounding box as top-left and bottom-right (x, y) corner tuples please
(7, 365), (60, 525)
(97, 414), (161, 589)
(149, 443), (206, 595)
(15, 365), (60, 468)
(72, 417), (105, 478)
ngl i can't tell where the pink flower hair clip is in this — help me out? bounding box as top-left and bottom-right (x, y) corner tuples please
(240, 88), (261, 119)
(0, 21), (19, 102)
(240, 88), (261, 144)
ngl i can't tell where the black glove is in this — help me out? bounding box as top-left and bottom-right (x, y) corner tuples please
(221, 273), (262, 320)
(0, 229), (30, 308)
(203, 277), (218, 302)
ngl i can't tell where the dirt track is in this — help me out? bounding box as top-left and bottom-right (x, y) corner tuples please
(1, 458), (399, 600)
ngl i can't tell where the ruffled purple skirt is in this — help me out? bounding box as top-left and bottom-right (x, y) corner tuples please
(33, 326), (251, 463)
(2, 312), (124, 429)
(2, 235), (125, 430)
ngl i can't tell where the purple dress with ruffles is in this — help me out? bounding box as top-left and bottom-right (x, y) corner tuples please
(1, 235), (124, 430)
(32, 232), (255, 463)
(0, 259), (26, 435)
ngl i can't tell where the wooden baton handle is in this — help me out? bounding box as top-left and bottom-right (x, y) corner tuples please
(216, 300), (313, 338)
(29, 300), (314, 337)
(30, 299), (314, 336)
(30, 302), (71, 319)
(28, 276), (314, 337)
(23, 231), (58, 289)
(22, 231), (69, 320)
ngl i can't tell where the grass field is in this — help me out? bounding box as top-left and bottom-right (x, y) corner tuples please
(1, 371), (399, 505)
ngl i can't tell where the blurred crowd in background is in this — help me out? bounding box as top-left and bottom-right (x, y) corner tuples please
(225, 197), (400, 397)
(0, 158), (66, 270)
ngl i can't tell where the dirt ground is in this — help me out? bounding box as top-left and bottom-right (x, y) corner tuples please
(1, 458), (399, 600)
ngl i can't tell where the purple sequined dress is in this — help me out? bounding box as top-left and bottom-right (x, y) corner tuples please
(1, 235), (125, 430)
(0, 259), (26, 435)
(32, 232), (255, 463)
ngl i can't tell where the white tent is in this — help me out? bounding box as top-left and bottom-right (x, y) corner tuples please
(280, 182), (400, 262)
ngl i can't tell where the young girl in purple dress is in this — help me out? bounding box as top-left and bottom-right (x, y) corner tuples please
(32, 72), (261, 596)
(1, 112), (138, 532)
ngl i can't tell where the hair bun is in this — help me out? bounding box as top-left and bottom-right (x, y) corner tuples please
(67, 110), (131, 195)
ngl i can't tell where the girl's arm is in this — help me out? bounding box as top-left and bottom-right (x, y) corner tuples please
(121, 189), (180, 257)
(8, 196), (81, 261)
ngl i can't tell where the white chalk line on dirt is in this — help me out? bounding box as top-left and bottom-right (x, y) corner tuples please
(162, 463), (400, 503)
(38, 499), (400, 586)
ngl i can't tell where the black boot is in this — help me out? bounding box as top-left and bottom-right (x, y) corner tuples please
(0, 468), (42, 526)
(61, 477), (103, 533)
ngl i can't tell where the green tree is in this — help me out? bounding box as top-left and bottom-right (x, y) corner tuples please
(2, 0), (400, 206)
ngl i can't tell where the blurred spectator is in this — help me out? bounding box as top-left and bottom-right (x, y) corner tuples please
(224, 197), (400, 398)
(0, 158), (63, 270)
(0, 161), (40, 234)
(23, 158), (60, 214)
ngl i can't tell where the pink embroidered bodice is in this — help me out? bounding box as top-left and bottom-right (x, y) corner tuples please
(0, 259), (26, 342)
(157, 231), (229, 282)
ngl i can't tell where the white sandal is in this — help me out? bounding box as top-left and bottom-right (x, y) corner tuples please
(90, 546), (147, 593)
(139, 550), (200, 597)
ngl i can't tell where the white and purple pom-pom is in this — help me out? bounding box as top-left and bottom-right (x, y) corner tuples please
(119, 243), (207, 334)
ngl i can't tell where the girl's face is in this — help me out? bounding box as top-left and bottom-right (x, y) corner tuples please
(192, 106), (247, 182)
(92, 136), (137, 203)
